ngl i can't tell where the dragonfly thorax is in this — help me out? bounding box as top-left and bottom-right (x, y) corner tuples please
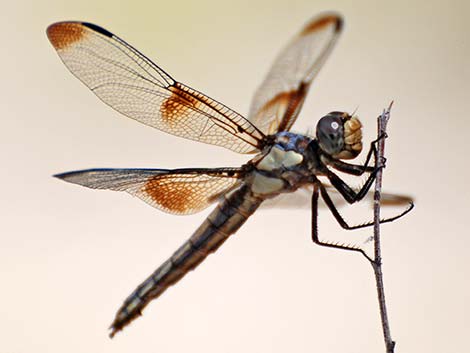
(247, 132), (318, 196)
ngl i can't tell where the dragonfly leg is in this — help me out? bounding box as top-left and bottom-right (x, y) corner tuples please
(311, 184), (373, 261)
(319, 183), (413, 231)
(311, 184), (413, 262)
(326, 166), (381, 204)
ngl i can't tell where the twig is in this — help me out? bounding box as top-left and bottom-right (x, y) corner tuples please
(370, 102), (395, 353)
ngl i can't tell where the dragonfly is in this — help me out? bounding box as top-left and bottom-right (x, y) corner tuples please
(47, 13), (412, 337)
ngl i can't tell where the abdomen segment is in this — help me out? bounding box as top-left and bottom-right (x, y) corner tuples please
(109, 184), (262, 337)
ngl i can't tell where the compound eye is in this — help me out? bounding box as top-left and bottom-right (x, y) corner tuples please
(319, 116), (341, 136)
(316, 113), (345, 155)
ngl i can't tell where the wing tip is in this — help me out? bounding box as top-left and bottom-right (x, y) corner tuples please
(53, 170), (87, 183)
(53, 171), (69, 180)
(53, 169), (98, 182)
(334, 15), (344, 33)
(46, 21), (113, 50)
(46, 21), (87, 50)
(81, 22), (114, 38)
(300, 12), (343, 36)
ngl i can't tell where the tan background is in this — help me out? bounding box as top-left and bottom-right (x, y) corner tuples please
(1, 0), (469, 352)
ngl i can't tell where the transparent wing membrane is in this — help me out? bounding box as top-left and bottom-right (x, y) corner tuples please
(248, 14), (343, 134)
(47, 22), (265, 153)
(55, 168), (243, 215)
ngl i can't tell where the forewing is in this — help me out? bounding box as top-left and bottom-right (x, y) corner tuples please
(47, 22), (264, 153)
(248, 13), (343, 134)
(55, 168), (243, 215)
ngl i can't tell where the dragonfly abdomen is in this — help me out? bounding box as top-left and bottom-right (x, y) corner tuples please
(109, 184), (262, 337)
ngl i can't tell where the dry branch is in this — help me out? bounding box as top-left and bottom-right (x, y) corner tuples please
(370, 102), (395, 352)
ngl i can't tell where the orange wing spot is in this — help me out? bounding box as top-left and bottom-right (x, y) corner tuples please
(259, 84), (307, 133)
(143, 176), (202, 214)
(300, 15), (342, 36)
(160, 85), (200, 128)
(264, 91), (291, 111)
(263, 92), (290, 133)
(47, 22), (86, 50)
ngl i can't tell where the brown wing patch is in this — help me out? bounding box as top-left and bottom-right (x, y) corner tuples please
(138, 170), (242, 214)
(300, 14), (342, 36)
(47, 22), (264, 153)
(247, 13), (343, 134)
(160, 85), (201, 129)
(47, 22), (86, 50)
(276, 83), (308, 132)
(144, 177), (202, 214)
(257, 92), (290, 134)
(255, 83), (308, 134)
(55, 168), (243, 215)
(264, 92), (290, 113)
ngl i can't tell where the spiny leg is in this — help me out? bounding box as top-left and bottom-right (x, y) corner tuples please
(319, 183), (414, 231)
(311, 184), (373, 261)
(323, 135), (389, 204)
(326, 166), (381, 204)
(311, 184), (413, 262)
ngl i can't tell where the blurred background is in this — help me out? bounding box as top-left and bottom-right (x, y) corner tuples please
(1, 0), (469, 352)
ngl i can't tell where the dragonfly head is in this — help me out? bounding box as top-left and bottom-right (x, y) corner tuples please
(316, 112), (363, 159)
